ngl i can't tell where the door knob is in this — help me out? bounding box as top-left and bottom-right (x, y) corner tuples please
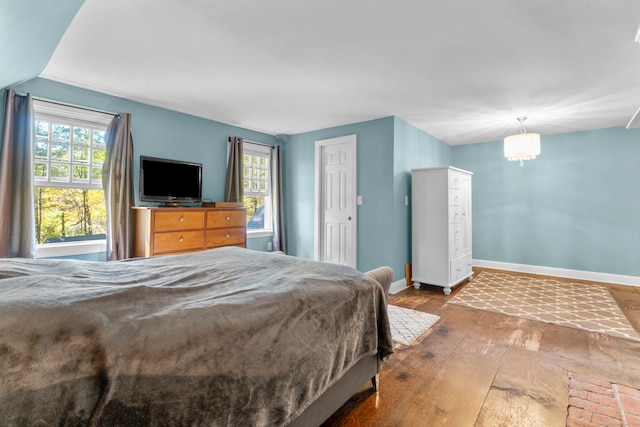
(348, 216), (352, 221)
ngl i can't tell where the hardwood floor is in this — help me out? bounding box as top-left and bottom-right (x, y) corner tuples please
(322, 269), (640, 427)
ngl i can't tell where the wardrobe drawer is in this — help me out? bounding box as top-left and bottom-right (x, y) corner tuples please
(449, 171), (463, 190)
(206, 228), (246, 248)
(153, 230), (204, 253)
(450, 254), (472, 283)
(449, 188), (462, 206)
(207, 210), (246, 228)
(449, 238), (464, 259)
(154, 211), (205, 231)
(449, 206), (462, 224)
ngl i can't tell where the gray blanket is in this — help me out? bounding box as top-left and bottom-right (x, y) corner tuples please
(0, 247), (393, 426)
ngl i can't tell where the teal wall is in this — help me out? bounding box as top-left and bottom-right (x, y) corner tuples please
(0, 0), (85, 88)
(5, 80), (640, 278)
(5, 78), (279, 257)
(284, 116), (451, 281)
(393, 117), (451, 279)
(452, 126), (640, 277)
(284, 117), (396, 274)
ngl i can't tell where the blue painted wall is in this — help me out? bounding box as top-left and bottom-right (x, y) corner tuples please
(6, 78), (279, 255)
(284, 117), (396, 274)
(393, 117), (451, 279)
(452, 126), (640, 277)
(5, 80), (640, 278)
(0, 0), (85, 88)
(284, 116), (451, 281)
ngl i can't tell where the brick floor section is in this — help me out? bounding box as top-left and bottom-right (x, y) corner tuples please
(567, 372), (640, 427)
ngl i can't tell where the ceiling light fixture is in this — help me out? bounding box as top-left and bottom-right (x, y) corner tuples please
(504, 117), (540, 166)
(635, 24), (640, 43)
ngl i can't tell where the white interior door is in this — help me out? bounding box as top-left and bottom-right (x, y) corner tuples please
(314, 135), (357, 267)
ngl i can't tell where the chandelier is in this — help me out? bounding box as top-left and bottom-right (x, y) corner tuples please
(504, 117), (540, 166)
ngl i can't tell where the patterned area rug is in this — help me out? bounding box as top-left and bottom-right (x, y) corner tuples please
(387, 304), (440, 346)
(449, 271), (640, 342)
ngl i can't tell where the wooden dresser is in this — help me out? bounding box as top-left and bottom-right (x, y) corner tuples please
(132, 207), (246, 257)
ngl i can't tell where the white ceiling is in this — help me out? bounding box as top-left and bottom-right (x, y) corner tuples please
(41, 0), (640, 145)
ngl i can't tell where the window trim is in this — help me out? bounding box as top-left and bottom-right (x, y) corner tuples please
(32, 100), (113, 257)
(36, 240), (106, 258)
(242, 141), (273, 237)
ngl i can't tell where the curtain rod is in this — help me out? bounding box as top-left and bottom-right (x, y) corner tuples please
(230, 137), (274, 149)
(32, 96), (117, 117)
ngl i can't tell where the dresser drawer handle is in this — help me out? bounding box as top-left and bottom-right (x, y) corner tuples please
(179, 236), (184, 243)
(179, 216), (185, 223)
(226, 216), (231, 221)
(225, 233), (230, 238)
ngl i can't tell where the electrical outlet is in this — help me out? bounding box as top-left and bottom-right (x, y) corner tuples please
(267, 242), (273, 251)
(405, 195), (409, 205)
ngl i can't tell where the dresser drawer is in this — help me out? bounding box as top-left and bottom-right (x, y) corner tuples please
(154, 211), (205, 231)
(207, 210), (246, 228)
(206, 228), (245, 248)
(153, 230), (204, 253)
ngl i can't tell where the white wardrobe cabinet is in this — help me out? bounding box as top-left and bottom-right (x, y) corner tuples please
(411, 167), (473, 295)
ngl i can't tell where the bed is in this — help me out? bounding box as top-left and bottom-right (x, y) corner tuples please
(0, 246), (394, 426)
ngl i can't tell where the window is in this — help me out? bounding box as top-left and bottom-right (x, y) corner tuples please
(243, 142), (272, 236)
(33, 100), (113, 256)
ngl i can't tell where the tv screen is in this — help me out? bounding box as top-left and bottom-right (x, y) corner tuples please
(139, 156), (202, 205)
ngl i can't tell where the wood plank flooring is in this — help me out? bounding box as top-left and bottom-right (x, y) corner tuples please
(322, 269), (640, 427)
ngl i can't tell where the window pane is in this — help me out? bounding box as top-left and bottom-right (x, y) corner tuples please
(243, 154), (251, 165)
(74, 145), (90, 163)
(252, 156), (259, 166)
(245, 195), (265, 230)
(243, 179), (250, 189)
(51, 124), (70, 142)
(73, 127), (90, 143)
(93, 130), (105, 145)
(50, 164), (70, 180)
(36, 121), (49, 137)
(91, 167), (102, 181)
(73, 165), (89, 180)
(34, 187), (106, 244)
(35, 140), (48, 158)
(93, 147), (106, 163)
(34, 162), (48, 178)
(51, 143), (70, 160)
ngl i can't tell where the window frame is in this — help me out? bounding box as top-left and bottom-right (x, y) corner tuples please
(32, 100), (114, 257)
(242, 141), (273, 238)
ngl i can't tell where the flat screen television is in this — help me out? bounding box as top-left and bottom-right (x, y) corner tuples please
(139, 155), (202, 206)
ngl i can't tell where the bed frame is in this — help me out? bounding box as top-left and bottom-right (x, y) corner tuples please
(290, 266), (393, 426)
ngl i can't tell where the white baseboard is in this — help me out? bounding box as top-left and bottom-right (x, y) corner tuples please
(473, 259), (640, 287)
(389, 279), (409, 294)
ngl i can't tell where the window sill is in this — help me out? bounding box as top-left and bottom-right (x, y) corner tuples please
(247, 231), (273, 239)
(36, 240), (106, 258)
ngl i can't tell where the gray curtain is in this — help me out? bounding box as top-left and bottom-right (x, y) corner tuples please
(102, 113), (134, 261)
(271, 145), (286, 253)
(224, 137), (244, 202)
(0, 90), (36, 258)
